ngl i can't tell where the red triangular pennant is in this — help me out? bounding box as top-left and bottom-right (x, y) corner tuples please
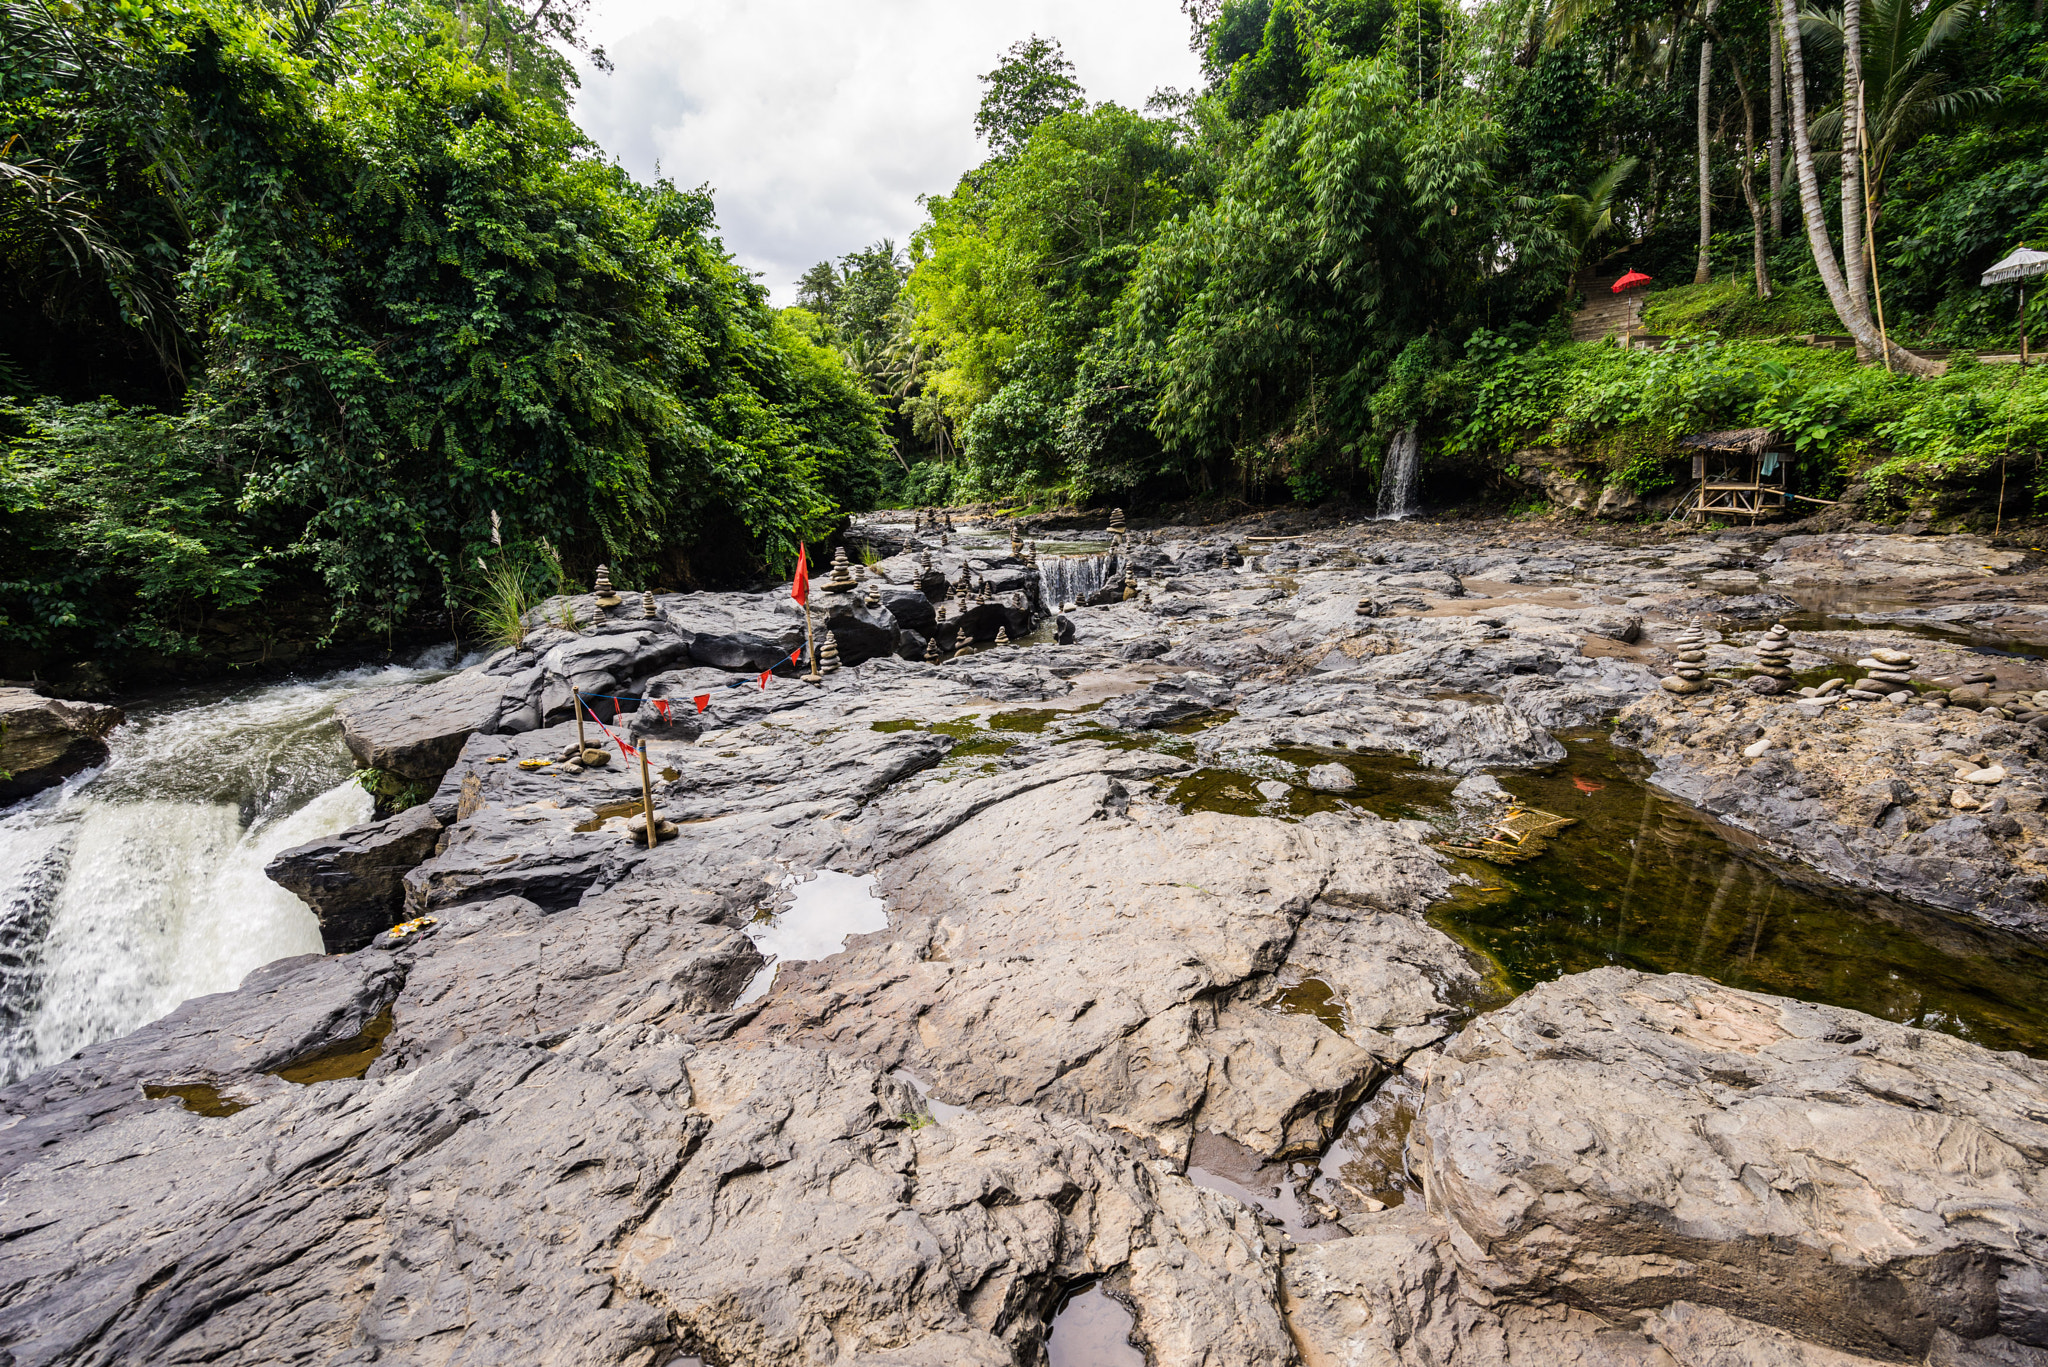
(693, 694), (710, 713)
(758, 670), (771, 690)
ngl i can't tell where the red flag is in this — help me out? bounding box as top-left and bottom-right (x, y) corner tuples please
(614, 734), (635, 760)
(693, 694), (710, 713)
(758, 670), (771, 690)
(652, 699), (672, 722)
(792, 544), (809, 603)
(789, 649), (801, 666)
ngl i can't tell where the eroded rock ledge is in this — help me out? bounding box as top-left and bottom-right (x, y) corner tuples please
(6, 512), (2048, 1365)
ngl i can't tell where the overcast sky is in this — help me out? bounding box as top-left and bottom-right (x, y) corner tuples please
(569, 0), (1203, 306)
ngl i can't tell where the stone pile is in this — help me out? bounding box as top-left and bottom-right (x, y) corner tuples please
(922, 634), (940, 663)
(1109, 507), (1126, 539)
(819, 630), (841, 675)
(641, 590), (657, 620)
(1658, 625), (1710, 695)
(995, 624), (1010, 646)
(1747, 623), (1793, 694)
(864, 582), (882, 609)
(1011, 531), (1023, 558)
(1847, 646), (1917, 702)
(591, 564), (621, 608)
(826, 546), (855, 592)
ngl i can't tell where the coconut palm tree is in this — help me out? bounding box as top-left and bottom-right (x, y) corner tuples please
(1555, 157), (1640, 299)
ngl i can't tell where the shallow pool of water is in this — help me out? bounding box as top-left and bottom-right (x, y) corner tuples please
(1045, 1283), (1144, 1367)
(1430, 733), (2048, 1056)
(738, 870), (889, 1004)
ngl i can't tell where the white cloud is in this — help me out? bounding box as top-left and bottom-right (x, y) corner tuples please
(570, 0), (1203, 305)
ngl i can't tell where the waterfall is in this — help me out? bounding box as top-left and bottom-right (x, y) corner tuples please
(1375, 427), (1422, 521)
(0, 649), (463, 1084)
(1037, 554), (1113, 611)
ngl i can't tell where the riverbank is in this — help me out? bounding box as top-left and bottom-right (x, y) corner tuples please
(3, 510), (2046, 1365)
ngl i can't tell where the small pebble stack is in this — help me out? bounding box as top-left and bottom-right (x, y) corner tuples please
(864, 582), (882, 609)
(641, 589), (657, 620)
(1847, 646), (1916, 702)
(1658, 626), (1710, 695)
(923, 634), (941, 663)
(1109, 508), (1126, 540)
(995, 624), (1010, 646)
(819, 630), (841, 675)
(1747, 624), (1793, 694)
(1011, 532), (1023, 558)
(827, 546), (855, 592)
(592, 564), (622, 607)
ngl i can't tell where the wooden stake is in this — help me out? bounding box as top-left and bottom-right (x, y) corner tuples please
(573, 690), (587, 754)
(802, 598), (822, 685)
(638, 740), (656, 850)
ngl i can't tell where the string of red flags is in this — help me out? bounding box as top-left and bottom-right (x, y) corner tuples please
(572, 643), (811, 726)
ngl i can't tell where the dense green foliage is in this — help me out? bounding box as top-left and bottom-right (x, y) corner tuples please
(1, 0), (888, 669)
(790, 0), (2048, 520)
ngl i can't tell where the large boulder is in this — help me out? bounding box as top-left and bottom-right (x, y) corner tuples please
(1414, 968), (2048, 1363)
(264, 805), (446, 952)
(818, 594), (900, 664)
(0, 688), (123, 803)
(877, 583), (937, 636)
(333, 667), (511, 782)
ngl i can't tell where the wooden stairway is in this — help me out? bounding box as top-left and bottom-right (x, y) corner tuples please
(1568, 270), (1646, 342)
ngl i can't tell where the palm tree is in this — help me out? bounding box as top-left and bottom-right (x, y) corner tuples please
(1555, 157), (1640, 298)
(1775, 0), (1937, 372)
(1803, 0), (1997, 239)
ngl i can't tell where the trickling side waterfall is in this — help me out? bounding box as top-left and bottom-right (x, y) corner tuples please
(1037, 554), (1114, 611)
(1375, 426), (1422, 521)
(0, 649), (463, 1084)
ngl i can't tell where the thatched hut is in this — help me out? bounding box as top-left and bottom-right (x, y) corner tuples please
(1676, 428), (1789, 523)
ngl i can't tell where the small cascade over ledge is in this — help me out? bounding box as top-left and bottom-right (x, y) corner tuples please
(1037, 553), (1115, 611)
(1376, 426), (1421, 521)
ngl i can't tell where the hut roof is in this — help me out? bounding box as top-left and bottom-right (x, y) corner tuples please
(1679, 428), (1780, 455)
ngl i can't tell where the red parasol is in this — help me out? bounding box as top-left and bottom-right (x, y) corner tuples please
(1611, 270), (1652, 293)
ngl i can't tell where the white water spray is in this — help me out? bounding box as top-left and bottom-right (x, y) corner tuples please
(1376, 426), (1422, 521)
(1036, 554), (1115, 612)
(0, 649), (462, 1083)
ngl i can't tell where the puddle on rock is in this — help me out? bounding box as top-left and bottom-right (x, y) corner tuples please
(1184, 1129), (1350, 1244)
(1313, 1068), (1423, 1216)
(1169, 748), (1454, 823)
(739, 870), (889, 1005)
(144, 1082), (250, 1117)
(1046, 1282), (1145, 1367)
(1269, 977), (1346, 1036)
(890, 1068), (971, 1122)
(573, 799), (650, 832)
(271, 1007), (395, 1084)
(1431, 732), (2048, 1056)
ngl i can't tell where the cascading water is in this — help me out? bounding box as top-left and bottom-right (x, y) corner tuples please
(0, 649), (463, 1084)
(1036, 554), (1115, 611)
(1375, 426), (1422, 521)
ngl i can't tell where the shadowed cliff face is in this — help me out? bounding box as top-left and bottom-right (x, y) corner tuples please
(5, 511), (2048, 1366)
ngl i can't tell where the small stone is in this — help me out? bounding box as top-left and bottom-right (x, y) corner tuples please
(1743, 737), (1773, 758)
(1815, 679), (1846, 695)
(1661, 678), (1706, 694)
(1871, 647), (1913, 665)
(1305, 763), (1355, 792)
(1745, 676), (1785, 696)
(1255, 779), (1291, 802)
(580, 748), (610, 767)
(1952, 787), (1982, 811)
(1887, 691), (1913, 704)
(1963, 765), (2007, 785)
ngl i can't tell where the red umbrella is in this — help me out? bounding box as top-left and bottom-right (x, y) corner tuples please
(1611, 270), (1652, 293)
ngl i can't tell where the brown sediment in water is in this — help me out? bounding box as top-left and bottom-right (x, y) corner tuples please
(143, 1083), (250, 1117)
(574, 800), (651, 832)
(271, 1007), (396, 1084)
(1268, 977), (1346, 1037)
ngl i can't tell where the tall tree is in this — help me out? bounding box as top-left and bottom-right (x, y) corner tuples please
(1768, 18), (1783, 239)
(975, 35), (1084, 158)
(1776, 0), (1937, 371)
(1695, 0), (1722, 284)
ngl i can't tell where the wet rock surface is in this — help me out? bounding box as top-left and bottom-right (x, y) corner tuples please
(8, 511), (2048, 1363)
(0, 687), (123, 802)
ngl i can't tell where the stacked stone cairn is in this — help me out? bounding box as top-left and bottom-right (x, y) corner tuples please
(923, 634), (941, 663)
(975, 580), (990, 604)
(826, 545), (855, 592)
(1848, 646), (1917, 703)
(1022, 540), (1037, 567)
(995, 624), (1010, 646)
(1658, 626), (1710, 695)
(851, 561), (865, 584)
(1108, 508), (1126, 540)
(1123, 573), (1135, 602)
(1747, 624), (1793, 694)
(952, 631), (972, 660)
(592, 564), (622, 608)
(864, 581), (882, 609)
(819, 629), (841, 675)
(1011, 531), (1023, 558)
(641, 589), (657, 620)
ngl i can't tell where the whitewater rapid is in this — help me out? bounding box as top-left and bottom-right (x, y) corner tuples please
(0, 649), (463, 1084)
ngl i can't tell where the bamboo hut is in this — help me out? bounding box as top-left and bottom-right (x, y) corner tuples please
(1677, 428), (1789, 524)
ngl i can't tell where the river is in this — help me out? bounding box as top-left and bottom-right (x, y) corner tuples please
(0, 650), (461, 1084)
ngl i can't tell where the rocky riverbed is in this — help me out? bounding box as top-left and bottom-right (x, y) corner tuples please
(5, 512), (2048, 1365)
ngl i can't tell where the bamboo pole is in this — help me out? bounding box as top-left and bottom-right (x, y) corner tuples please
(1858, 86), (1893, 373)
(802, 601), (822, 686)
(638, 740), (656, 850)
(573, 690), (587, 755)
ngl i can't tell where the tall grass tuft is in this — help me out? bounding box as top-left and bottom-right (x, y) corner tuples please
(472, 558), (536, 649)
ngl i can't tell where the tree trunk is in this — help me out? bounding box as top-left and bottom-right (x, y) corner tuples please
(1841, 0), (1868, 310)
(1768, 20), (1784, 240)
(1776, 0), (1937, 374)
(1729, 56), (1773, 298)
(1695, 0), (1721, 285)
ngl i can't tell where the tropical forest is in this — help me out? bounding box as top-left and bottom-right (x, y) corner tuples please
(4, 0), (2045, 680)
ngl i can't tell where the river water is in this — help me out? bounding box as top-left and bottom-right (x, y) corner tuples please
(0, 650), (461, 1084)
